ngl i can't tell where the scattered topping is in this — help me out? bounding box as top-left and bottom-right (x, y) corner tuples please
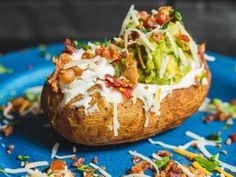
(156, 150), (172, 158)
(104, 74), (134, 99)
(207, 133), (222, 142)
(192, 161), (212, 176)
(6, 144), (14, 154)
(221, 150), (227, 155)
(225, 138), (232, 145)
(72, 157), (85, 168)
(1, 125), (13, 137)
(96, 46), (119, 61)
(229, 132), (236, 142)
(154, 157), (170, 169)
(0, 64), (13, 74)
(92, 157), (98, 164)
(17, 155), (30, 161)
(199, 98), (236, 123)
(130, 161), (151, 174)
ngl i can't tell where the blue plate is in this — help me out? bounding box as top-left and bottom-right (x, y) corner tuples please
(0, 44), (236, 177)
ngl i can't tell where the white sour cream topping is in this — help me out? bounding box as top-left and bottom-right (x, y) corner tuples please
(59, 48), (205, 136)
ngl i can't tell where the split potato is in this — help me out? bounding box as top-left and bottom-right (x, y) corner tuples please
(41, 65), (211, 146)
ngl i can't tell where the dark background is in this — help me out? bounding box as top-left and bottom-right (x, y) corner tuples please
(0, 0), (236, 57)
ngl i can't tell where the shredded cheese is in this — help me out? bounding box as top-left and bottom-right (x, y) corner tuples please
(113, 102), (120, 136)
(166, 32), (178, 58)
(176, 162), (195, 177)
(159, 56), (170, 78)
(3, 102), (13, 120)
(128, 150), (159, 174)
(216, 168), (234, 177)
(174, 149), (197, 159)
(204, 54), (215, 62)
(51, 142), (59, 159)
(25, 161), (49, 169)
(89, 162), (112, 177)
(192, 161), (212, 176)
(122, 174), (151, 177)
(148, 138), (177, 149)
(120, 5), (134, 35)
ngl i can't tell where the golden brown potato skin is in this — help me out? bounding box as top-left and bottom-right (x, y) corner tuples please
(41, 65), (211, 146)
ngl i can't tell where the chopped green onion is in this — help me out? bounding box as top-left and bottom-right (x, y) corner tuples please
(0, 64), (13, 74)
(207, 133), (222, 142)
(17, 155), (30, 161)
(73, 40), (80, 47)
(195, 155), (219, 171)
(154, 157), (170, 169)
(0, 168), (5, 173)
(174, 11), (183, 22)
(78, 164), (91, 172)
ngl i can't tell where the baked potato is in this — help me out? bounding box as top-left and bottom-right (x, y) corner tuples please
(41, 5), (211, 145)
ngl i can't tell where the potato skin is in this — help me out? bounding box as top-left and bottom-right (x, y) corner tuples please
(41, 65), (211, 146)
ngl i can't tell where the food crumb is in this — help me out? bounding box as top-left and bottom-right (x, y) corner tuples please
(132, 156), (140, 163)
(72, 157), (85, 168)
(216, 143), (222, 148)
(156, 150), (172, 157)
(225, 138), (232, 145)
(221, 150), (227, 155)
(7, 144), (14, 154)
(2, 125), (13, 137)
(229, 132), (236, 142)
(92, 156), (98, 164)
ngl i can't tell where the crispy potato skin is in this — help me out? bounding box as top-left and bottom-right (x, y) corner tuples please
(41, 65), (211, 146)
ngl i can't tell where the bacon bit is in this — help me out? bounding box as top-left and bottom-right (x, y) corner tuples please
(225, 138), (232, 145)
(177, 34), (190, 43)
(96, 46), (119, 61)
(191, 143), (198, 149)
(82, 51), (95, 59)
(92, 156), (98, 164)
(130, 31), (140, 41)
(2, 125), (13, 137)
(139, 11), (149, 21)
(230, 99), (236, 105)
(130, 161), (151, 174)
(198, 43), (206, 60)
(64, 38), (77, 54)
(221, 150), (227, 155)
(159, 160), (186, 176)
(151, 32), (164, 41)
(216, 143), (222, 148)
(229, 132), (236, 142)
(156, 6), (173, 25)
(156, 150), (172, 157)
(48, 53), (72, 92)
(50, 160), (67, 172)
(58, 68), (76, 84)
(119, 51), (128, 60)
(104, 74), (134, 99)
(72, 157), (85, 168)
(143, 17), (158, 29)
(132, 156), (140, 163)
(7, 144), (14, 154)
(122, 56), (139, 84)
(203, 110), (233, 124)
(71, 156), (77, 161)
(11, 97), (31, 113)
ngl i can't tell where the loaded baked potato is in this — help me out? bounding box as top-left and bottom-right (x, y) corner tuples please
(41, 5), (211, 145)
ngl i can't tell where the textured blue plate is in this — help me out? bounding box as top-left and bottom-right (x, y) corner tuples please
(0, 44), (236, 177)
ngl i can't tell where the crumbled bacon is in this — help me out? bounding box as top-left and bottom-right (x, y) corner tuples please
(156, 150), (172, 157)
(156, 160), (187, 177)
(7, 144), (14, 154)
(151, 32), (165, 41)
(2, 125), (13, 137)
(130, 161), (151, 174)
(96, 46), (119, 61)
(198, 43), (206, 60)
(11, 97), (31, 113)
(63, 38), (77, 54)
(132, 156), (140, 163)
(177, 34), (190, 43)
(139, 11), (150, 21)
(82, 51), (95, 59)
(156, 6), (173, 25)
(104, 74), (134, 99)
(122, 57), (139, 84)
(143, 17), (158, 29)
(230, 132), (236, 142)
(50, 160), (67, 172)
(72, 157), (85, 168)
(203, 110), (233, 123)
